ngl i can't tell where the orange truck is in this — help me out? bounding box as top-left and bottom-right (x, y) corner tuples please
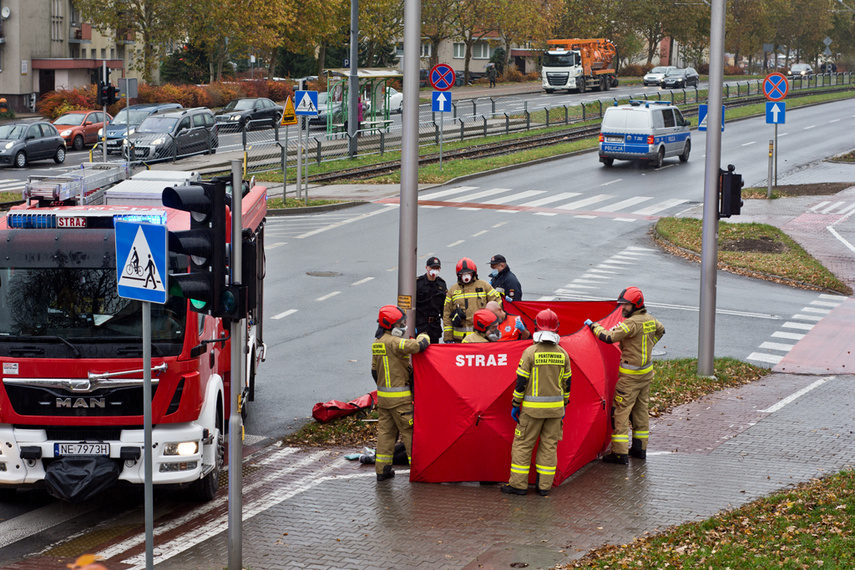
(542, 38), (618, 94)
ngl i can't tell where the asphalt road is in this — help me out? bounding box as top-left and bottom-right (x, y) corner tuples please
(243, 98), (855, 440)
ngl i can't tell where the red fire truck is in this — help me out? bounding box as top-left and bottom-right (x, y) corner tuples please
(0, 176), (266, 502)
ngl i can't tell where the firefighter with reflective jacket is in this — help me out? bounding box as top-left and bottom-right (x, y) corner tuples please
(372, 305), (430, 481)
(502, 309), (571, 497)
(443, 257), (502, 343)
(586, 287), (665, 464)
(462, 309), (501, 343)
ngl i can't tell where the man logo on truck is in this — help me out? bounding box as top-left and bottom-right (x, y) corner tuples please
(56, 397), (106, 409)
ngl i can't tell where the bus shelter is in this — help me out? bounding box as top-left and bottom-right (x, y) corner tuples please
(322, 68), (403, 137)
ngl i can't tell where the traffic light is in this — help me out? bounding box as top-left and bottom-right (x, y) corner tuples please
(110, 84), (121, 105)
(96, 82), (110, 106)
(719, 164), (744, 218)
(162, 179), (227, 317)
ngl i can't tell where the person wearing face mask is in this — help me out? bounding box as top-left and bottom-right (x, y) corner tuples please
(462, 308), (501, 343)
(585, 287), (665, 465)
(442, 257), (502, 343)
(486, 300), (531, 341)
(372, 305), (430, 481)
(488, 254), (522, 302)
(502, 309), (571, 497)
(415, 257), (447, 344)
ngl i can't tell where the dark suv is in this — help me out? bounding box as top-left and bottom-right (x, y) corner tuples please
(123, 107), (218, 162)
(102, 103), (183, 154)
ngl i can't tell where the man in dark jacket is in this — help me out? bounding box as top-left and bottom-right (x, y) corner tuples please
(489, 254), (522, 302)
(415, 256), (447, 343)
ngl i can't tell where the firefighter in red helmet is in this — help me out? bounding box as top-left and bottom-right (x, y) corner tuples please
(502, 309), (571, 497)
(372, 305), (430, 481)
(585, 287), (665, 464)
(462, 308), (501, 343)
(443, 257), (502, 343)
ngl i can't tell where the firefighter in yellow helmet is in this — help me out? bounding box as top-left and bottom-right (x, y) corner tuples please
(443, 257), (502, 343)
(586, 287), (665, 464)
(462, 308), (501, 343)
(502, 309), (571, 497)
(372, 305), (430, 481)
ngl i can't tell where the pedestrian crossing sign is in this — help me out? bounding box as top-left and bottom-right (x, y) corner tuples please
(294, 91), (319, 116)
(115, 220), (168, 304)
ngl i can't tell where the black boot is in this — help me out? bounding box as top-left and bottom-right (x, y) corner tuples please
(501, 484), (527, 495)
(629, 439), (646, 460)
(537, 488), (549, 497)
(603, 452), (628, 465)
(376, 465), (395, 481)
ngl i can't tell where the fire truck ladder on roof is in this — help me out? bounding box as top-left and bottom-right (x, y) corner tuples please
(23, 162), (131, 205)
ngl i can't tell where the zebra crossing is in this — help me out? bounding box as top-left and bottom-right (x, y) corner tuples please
(397, 185), (696, 220)
(807, 200), (855, 216)
(264, 204), (398, 247)
(747, 294), (847, 365)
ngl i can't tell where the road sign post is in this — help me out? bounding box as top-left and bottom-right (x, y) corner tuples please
(432, 91), (452, 170)
(295, 90), (318, 204)
(763, 73), (788, 188)
(280, 97), (297, 202)
(115, 220), (168, 570)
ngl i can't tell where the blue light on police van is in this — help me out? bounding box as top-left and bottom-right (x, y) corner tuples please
(6, 213), (58, 229)
(113, 212), (168, 226)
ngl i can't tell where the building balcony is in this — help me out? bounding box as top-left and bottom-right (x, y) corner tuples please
(69, 23), (92, 44)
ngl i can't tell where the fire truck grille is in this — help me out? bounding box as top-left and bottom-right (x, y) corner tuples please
(547, 73), (570, 86)
(4, 384), (160, 417)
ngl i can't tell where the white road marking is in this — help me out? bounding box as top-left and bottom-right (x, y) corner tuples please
(447, 240), (465, 247)
(772, 331), (805, 341)
(791, 314), (822, 321)
(453, 187), (516, 202)
(827, 226), (855, 254)
(518, 192), (580, 208)
(803, 125), (816, 130)
(782, 322), (814, 331)
(297, 205), (397, 239)
(759, 341), (796, 351)
(599, 178), (623, 186)
(352, 277), (374, 286)
(482, 190), (545, 205)
(316, 291), (340, 301)
(265, 242), (287, 249)
(272, 309), (298, 320)
(420, 186), (478, 200)
(747, 352), (783, 364)
(596, 196), (654, 212)
(471, 230), (488, 237)
(0, 501), (102, 549)
(633, 199), (688, 216)
(820, 201), (845, 214)
(810, 300), (843, 307)
(575, 215), (597, 219)
(741, 141), (756, 146)
(800, 307), (830, 314)
(829, 119), (840, 123)
(556, 194), (615, 210)
(760, 377), (834, 413)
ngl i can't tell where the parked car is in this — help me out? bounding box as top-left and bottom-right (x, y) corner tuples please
(310, 92), (343, 125)
(661, 67), (700, 89)
(0, 122), (66, 168)
(788, 63), (813, 76)
(101, 103), (183, 154)
(123, 107), (218, 162)
(380, 87), (403, 114)
(214, 97), (284, 130)
(52, 110), (112, 150)
(643, 66), (676, 86)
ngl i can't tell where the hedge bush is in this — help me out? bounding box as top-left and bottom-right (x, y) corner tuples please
(36, 80), (297, 120)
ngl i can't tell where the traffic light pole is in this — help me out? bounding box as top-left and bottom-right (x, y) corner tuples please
(697, 0), (726, 377)
(228, 160), (244, 570)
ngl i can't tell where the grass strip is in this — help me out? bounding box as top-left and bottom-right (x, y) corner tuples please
(565, 469), (855, 568)
(266, 196), (341, 208)
(655, 218), (851, 295)
(281, 357), (767, 449)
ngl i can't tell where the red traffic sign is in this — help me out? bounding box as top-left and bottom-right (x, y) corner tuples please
(763, 72), (789, 101)
(430, 64), (455, 91)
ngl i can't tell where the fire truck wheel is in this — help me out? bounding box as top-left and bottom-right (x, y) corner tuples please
(54, 146), (66, 164)
(192, 409), (224, 501)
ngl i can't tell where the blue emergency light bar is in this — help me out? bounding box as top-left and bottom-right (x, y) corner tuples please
(6, 210), (167, 229)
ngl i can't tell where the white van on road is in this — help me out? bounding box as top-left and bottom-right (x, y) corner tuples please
(598, 101), (691, 168)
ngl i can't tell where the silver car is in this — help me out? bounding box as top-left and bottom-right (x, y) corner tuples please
(643, 66), (675, 86)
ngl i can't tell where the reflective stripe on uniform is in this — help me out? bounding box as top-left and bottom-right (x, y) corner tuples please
(378, 386), (412, 398)
(513, 390), (525, 399)
(375, 454), (393, 464)
(535, 464), (556, 475)
(634, 430), (650, 439)
(510, 463), (529, 474)
(521, 395), (564, 409)
(611, 434), (629, 443)
(516, 367), (531, 379)
(618, 321), (630, 333)
(619, 364), (654, 375)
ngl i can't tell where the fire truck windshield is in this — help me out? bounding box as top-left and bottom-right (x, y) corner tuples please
(543, 53), (578, 67)
(0, 266), (186, 352)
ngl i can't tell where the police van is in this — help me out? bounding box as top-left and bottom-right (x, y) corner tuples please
(598, 101), (691, 168)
